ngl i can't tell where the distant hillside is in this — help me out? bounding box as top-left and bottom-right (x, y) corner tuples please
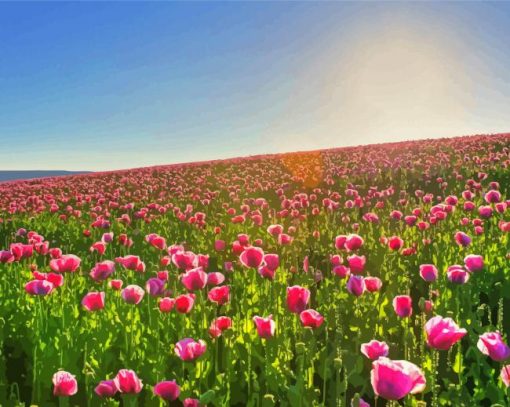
(0, 170), (91, 182)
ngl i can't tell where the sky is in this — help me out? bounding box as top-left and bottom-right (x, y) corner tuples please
(1, 2), (510, 171)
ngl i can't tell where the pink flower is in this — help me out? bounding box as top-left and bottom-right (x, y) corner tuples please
(277, 233), (293, 245)
(214, 239), (226, 251)
(300, 309), (324, 329)
(101, 232), (114, 243)
(346, 275), (365, 297)
(95, 380), (118, 398)
(208, 286), (230, 305)
(347, 255), (365, 274)
(181, 267), (207, 291)
(388, 236), (404, 251)
(25, 280), (54, 296)
(183, 398), (201, 407)
(50, 254), (81, 273)
(52, 371), (78, 396)
(454, 231), (471, 247)
(121, 285), (145, 304)
(45, 273), (64, 287)
(464, 254), (484, 272)
(351, 397), (370, 407)
(361, 340), (389, 360)
(364, 277), (382, 292)
(115, 255), (146, 272)
(263, 253), (279, 271)
(159, 297), (175, 313)
(175, 338), (207, 361)
(485, 189), (501, 203)
(393, 295), (412, 318)
(239, 246), (264, 268)
(90, 260), (116, 281)
(209, 316), (233, 338)
(334, 235), (347, 250)
(332, 265), (350, 279)
(145, 233), (166, 250)
(370, 357), (426, 400)
(286, 285), (311, 314)
(90, 241), (106, 256)
(419, 264), (438, 282)
(501, 365), (510, 387)
(81, 291), (105, 311)
(206, 272), (225, 286)
(153, 380), (180, 401)
(113, 369), (143, 394)
(425, 316), (467, 350)
(175, 294), (195, 313)
(447, 266), (470, 284)
(267, 224), (284, 236)
(10, 243), (33, 261)
(345, 234), (364, 251)
(172, 251), (197, 270)
(253, 315), (276, 339)
(258, 265), (276, 280)
(145, 277), (166, 297)
(0, 250), (14, 263)
(477, 332), (510, 361)
(109, 279), (123, 290)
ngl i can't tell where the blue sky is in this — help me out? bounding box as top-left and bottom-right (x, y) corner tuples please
(1, 2), (510, 171)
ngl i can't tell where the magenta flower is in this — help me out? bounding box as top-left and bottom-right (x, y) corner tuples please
(209, 316), (233, 338)
(501, 365), (510, 387)
(393, 295), (412, 318)
(94, 380), (118, 398)
(145, 277), (166, 297)
(477, 332), (510, 361)
(153, 380), (180, 401)
(239, 246), (264, 268)
(447, 265), (470, 284)
(464, 254), (484, 272)
(208, 285), (230, 306)
(299, 309), (324, 329)
(89, 260), (116, 281)
(181, 267), (207, 291)
(25, 280), (54, 296)
(347, 255), (366, 274)
(388, 236), (404, 251)
(121, 285), (145, 304)
(345, 234), (364, 251)
(50, 254), (81, 273)
(361, 340), (389, 360)
(286, 285), (311, 314)
(364, 277), (382, 292)
(206, 272), (225, 286)
(52, 371), (78, 396)
(253, 315), (276, 339)
(113, 369), (143, 394)
(454, 231), (471, 247)
(419, 264), (438, 282)
(174, 293), (195, 314)
(115, 255), (146, 272)
(159, 297), (175, 313)
(175, 338), (207, 361)
(425, 316), (466, 350)
(370, 357), (426, 400)
(346, 275), (365, 297)
(332, 265), (350, 279)
(81, 291), (105, 311)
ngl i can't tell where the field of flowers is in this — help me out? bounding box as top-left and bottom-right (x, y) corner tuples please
(2, 134), (510, 406)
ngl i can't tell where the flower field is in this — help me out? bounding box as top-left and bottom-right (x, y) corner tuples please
(2, 134), (510, 406)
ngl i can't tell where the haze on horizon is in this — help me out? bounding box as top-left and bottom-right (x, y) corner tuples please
(1, 2), (510, 172)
